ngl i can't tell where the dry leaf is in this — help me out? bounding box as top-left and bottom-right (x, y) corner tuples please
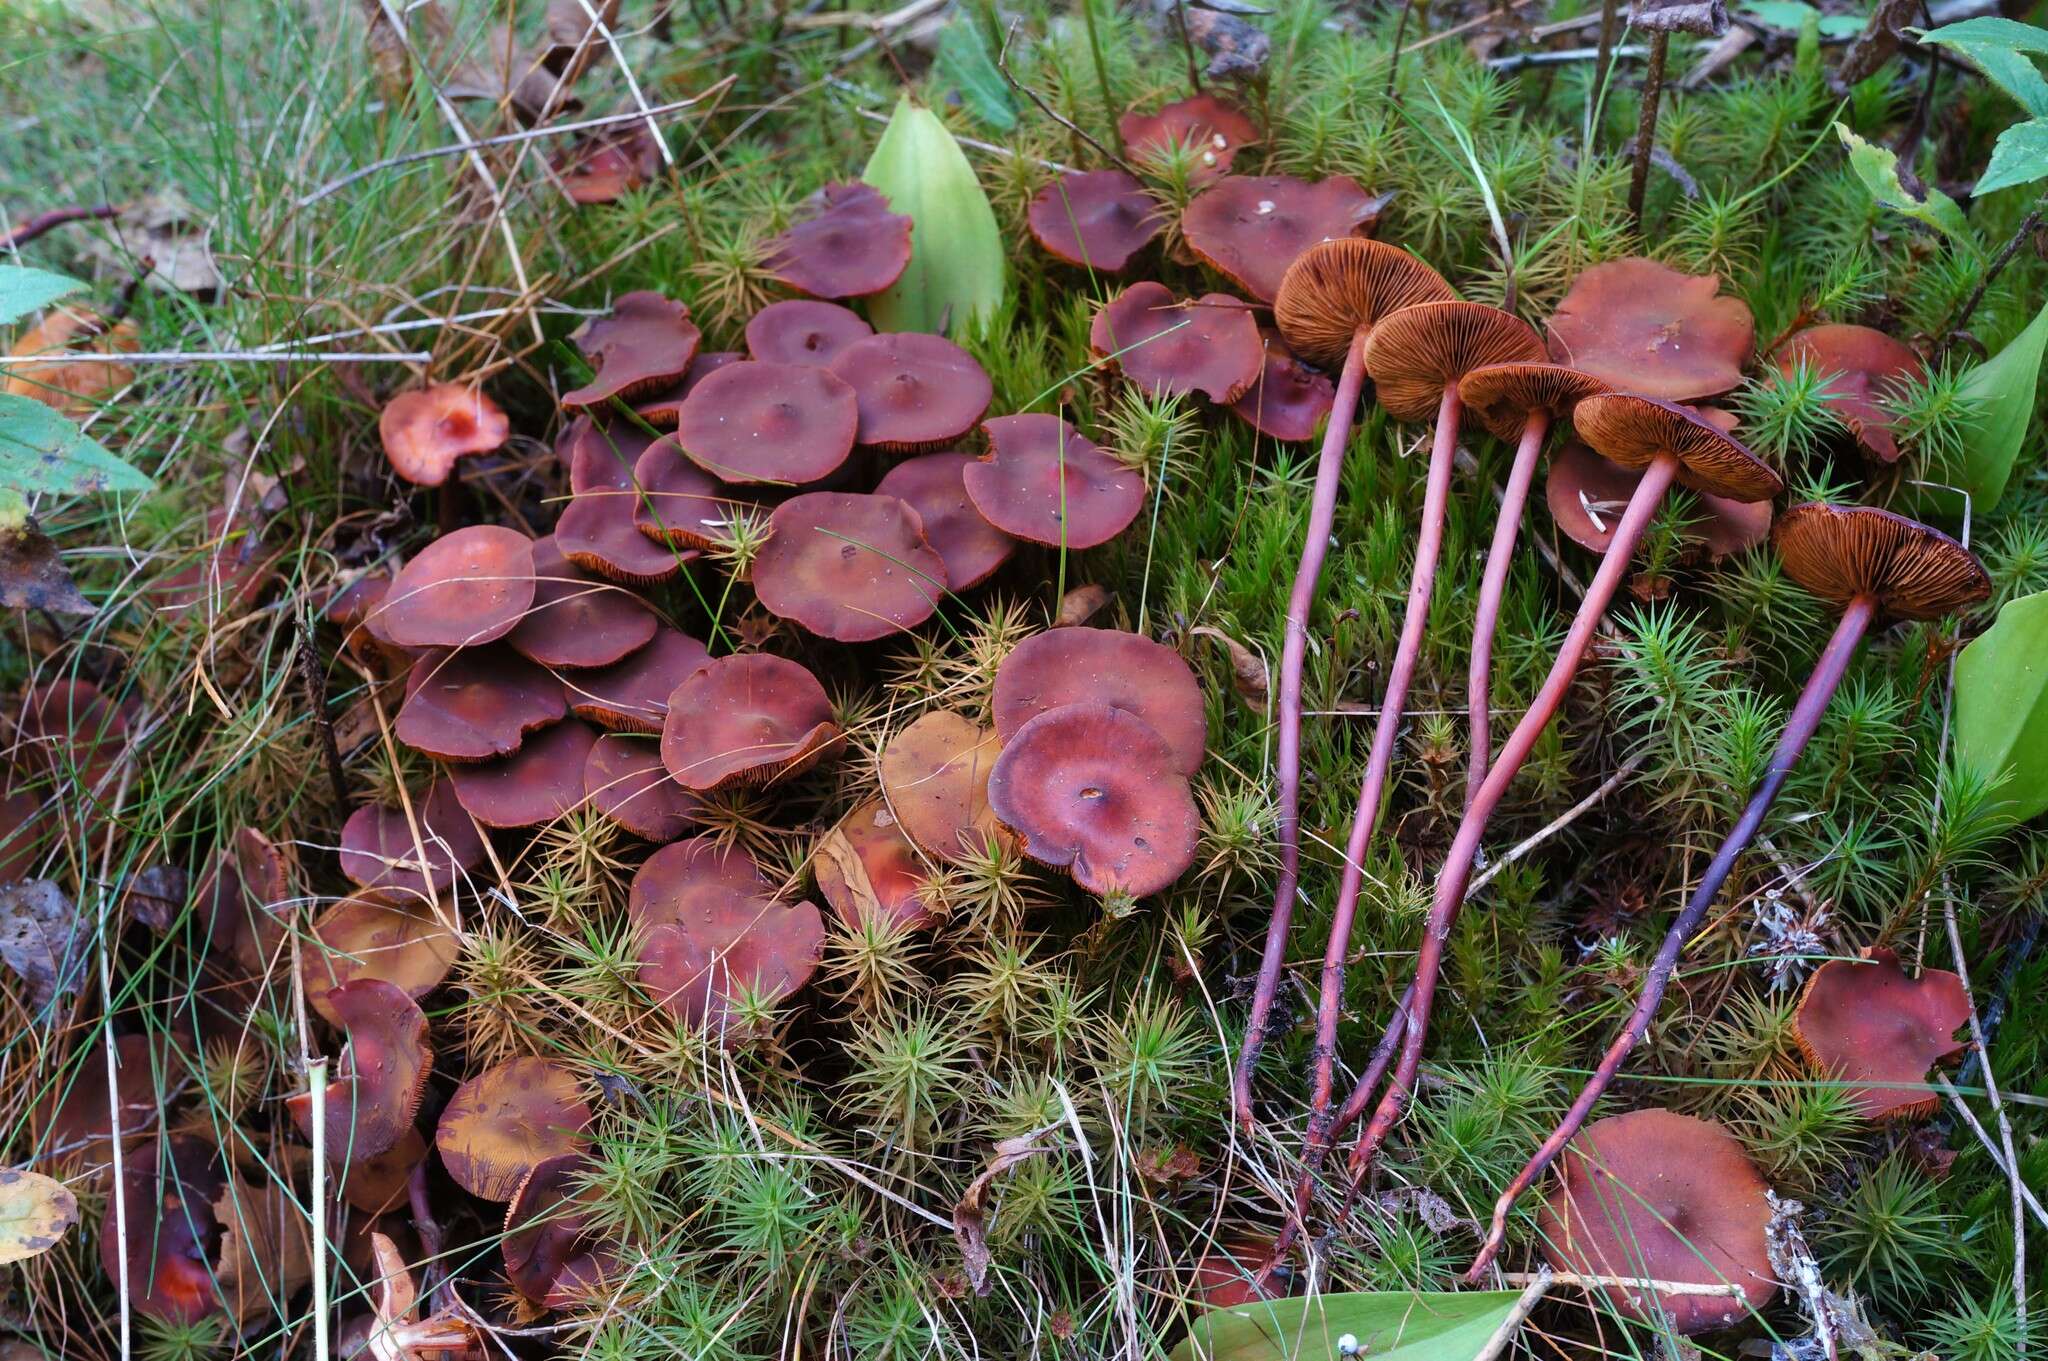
(814, 824), (882, 923)
(1054, 583), (1111, 628)
(213, 1179), (312, 1320)
(0, 509), (95, 616)
(1135, 1143), (1202, 1185)
(121, 864), (190, 931)
(367, 1230), (480, 1361)
(952, 1125), (1059, 1296)
(75, 195), (225, 297)
(0, 1166), (79, 1265)
(1190, 625), (1269, 710)
(2, 305), (138, 417)
(0, 880), (89, 1012)
(1183, 9), (1271, 80)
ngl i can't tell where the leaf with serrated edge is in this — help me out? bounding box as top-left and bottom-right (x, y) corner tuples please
(0, 392), (154, 496)
(0, 266), (84, 329)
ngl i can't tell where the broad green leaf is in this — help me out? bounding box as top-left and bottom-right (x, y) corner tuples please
(1973, 117), (2048, 196)
(934, 15), (1019, 132)
(1834, 124), (1972, 244)
(0, 266), (84, 328)
(1170, 1289), (1524, 1361)
(861, 96), (1006, 336)
(1920, 17), (2048, 117)
(0, 393), (154, 496)
(0, 1166), (78, 1265)
(1956, 590), (2048, 824)
(1910, 296), (2048, 518)
(1743, 3), (1860, 38)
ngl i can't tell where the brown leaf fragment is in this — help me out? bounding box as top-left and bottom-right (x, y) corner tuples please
(1054, 583), (1111, 628)
(952, 1124), (1060, 1296)
(0, 880), (88, 1011)
(213, 1179), (312, 1321)
(1189, 625), (1268, 710)
(75, 194), (226, 297)
(122, 864), (190, 931)
(1135, 1143), (1202, 1185)
(0, 511), (94, 616)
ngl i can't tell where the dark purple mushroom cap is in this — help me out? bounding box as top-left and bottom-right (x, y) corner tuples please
(507, 535), (658, 670)
(1771, 324), (1925, 463)
(584, 732), (700, 842)
(284, 978), (431, 1161)
(555, 485), (689, 587)
(660, 653), (841, 791)
(760, 181), (913, 299)
(449, 719), (599, 828)
(630, 438), (750, 550)
(1089, 282), (1263, 404)
(875, 452), (1015, 589)
(814, 799), (940, 931)
(565, 625), (712, 733)
(100, 1136), (223, 1323)
(303, 897), (459, 1025)
(753, 492), (949, 642)
(964, 414), (1145, 549)
(672, 360), (858, 485)
(435, 1058), (592, 1202)
(744, 300), (873, 367)
(1547, 259), (1755, 402)
(993, 627), (1207, 777)
(338, 781), (486, 904)
(561, 292), (701, 410)
(635, 351), (746, 427)
(396, 645), (567, 762)
(375, 527), (538, 649)
(503, 1151), (605, 1305)
(1229, 330), (1336, 442)
(1026, 169), (1164, 272)
(828, 332), (994, 451)
(1182, 174), (1384, 304)
(1118, 93), (1260, 184)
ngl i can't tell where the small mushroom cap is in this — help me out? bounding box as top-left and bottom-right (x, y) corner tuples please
(630, 437), (751, 550)
(337, 1127), (427, 1216)
(435, 1057), (592, 1202)
(878, 710), (1005, 863)
(659, 653), (841, 791)
(814, 800), (939, 931)
(744, 299), (873, 367)
(303, 897), (460, 1026)
(1572, 393), (1782, 502)
(1546, 258), (1754, 402)
(1456, 362), (1610, 442)
(1229, 329), (1337, 442)
(503, 1151), (602, 1304)
(753, 492), (949, 642)
(965, 414), (1145, 549)
(555, 485), (688, 587)
(553, 125), (660, 204)
(507, 535), (657, 670)
(337, 781), (487, 905)
(1361, 301), (1546, 421)
(379, 384), (509, 487)
(672, 360), (859, 485)
(635, 350), (746, 426)
(1793, 947), (1971, 1120)
(561, 291), (701, 410)
(375, 527), (538, 648)
(1026, 169), (1163, 272)
(987, 703), (1199, 897)
(284, 978), (430, 1161)
(1772, 325), (1924, 463)
(450, 718), (599, 828)
(1772, 501), (1989, 622)
(760, 181), (913, 299)
(101, 1135), (223, 1323)
(828, 331), (994, 451)
(566, 625), (712, 733)
(1538, 1108), (1776, 1332)
(1272, 237), (1457, 368)
(874, 452), (1016, 590)
(1182, 174), (1385, 304)
(993, 627), (1206, 776)
(584, 732), (700, 842)
(1546, 439), (1770, 560)
(396, 645), (567, 762)
(1089, 283), (1263, 404)
(563, 416), (662, 492)
(1118, 93), (1260, 184)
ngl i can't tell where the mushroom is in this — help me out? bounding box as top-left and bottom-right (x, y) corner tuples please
(992, 627), (1206, 777)
(284, 978), (431, 1162)
(561, 292), (701, 411)
(1546, 259), (1754, 402)
(302, 896), (460, 1025)
(1467, 503), (1986, 1277)
(985, 702), (1199, 898)
(503, 1151), (615, 1308)
(659, 653), (841, 791)
(635, 350), (745, 426)
(336, 1128), (426, 1216)
(877, 709), (1005, 864)
(565, 625), (711, 733)
(35, 1031), (165, 1187)
(1088, 282), (1263, 404)
(814, 799), (940, 932)
(828, 332), (994, 452)
(1771, 324), (1924, 463)
(752, 492), (950, 642)
(190, 826), (293, 995)
(963, 414), (1144, 550)
(449, 718), (599, 828)
(507, 535), (658, 670)
(561, 414), (663, 490)
(372, 526), (538, 649)
(552, 124), (661, 204)
(744, 299), (873, 367)
(100, 1135), (224, 1323)
(337, 781), (487, 905)
(1228, 329), (1337, 443)
(1118, 93), (1260, 184)
(759, 181), (913, 299)
(395, 646), (567, 762)
(435, 1057), (592, 1201)
(1546, 436), (1772, 562)
(378, 384), (509, 487)
(555, 479), (690, 588)
(874, 452), (1016, 590)
(629, 437), (751, 550)
(1025, 169), (1164, 272)
(1794, 947), (1971, 1119)
(584, 732), (700, 842)
(671, 360), (859, 486)
(1182, 174), (1384, 304)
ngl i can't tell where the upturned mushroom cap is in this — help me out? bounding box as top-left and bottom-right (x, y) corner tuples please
(993, 627), (1206, 776)
(760, 181), (913, 299)
(628, 437), (750, 550)
(379, 384), (509, 487)
(659, 653), (841, 791)
(561, 292), (701, 410)
(506, 535), (657, 670)
(566, 625), (712, 733)
(337, 781), (487, 905)
(1546, 439), (1770, 560)
(101, 1136), (223, 1323)
(1793, 947), (1971, 1120)
(502, 1151), (605, 1305)
(449, 718), (599, 828)
(986, 702), (1199, 897)
(555, 485), (688, 587)
(828, 332), (995, 451)
(672, 360), (859, 485)
(1772, 325), (1924, 463)
(553, 124), (660, 204)
(878, 709), (1005, 863)
(964, 414), (1144, 549)
(874, 452), (1016, 590)
(1537, 1108), (1776, 1332)
(1182, 174), (1385, 304)
(1360, 301), (1546, 421)
(753, 492), (949, 642)
(303, 897), (460, 1026)
(1229, 330), (1337, 442)
(1572, 393), (1783, 502)
(744, 299), (873, 367)
(375, 527), (538, 648)
(1089, 283), (1263, 404)
(1026, 169), (1163, 272)
(1546, 258), (1754, 401)
(284, 979), (430, 1161)
(814, 799), (939, 931)
(1772, 501), (1988, 622)
(1118, 93), (1260, 184)
(396, 645), (567, 762)
(1456, 362), (1610, 442)
(435, 1057), (592, 1202)
(583, 732), (700, 842)
(1272, 238), (1457, 368)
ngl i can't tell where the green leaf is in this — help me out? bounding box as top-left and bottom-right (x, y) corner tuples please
(1973, 117), (2048, 196)
(861, 96), (1007, 337)
(1911, 296), (2048, 518)
(934, 16), (1019, 132)
(1834, 124), (1973, 245)
(1170, 1289), (1525, 1361)
(1743, 2), (1860, 37)
(1919, 17), (2048, 117)
(0, 266), (84, 328)
(1956, 589), (2048, 825)
(0, 393), (154, 496)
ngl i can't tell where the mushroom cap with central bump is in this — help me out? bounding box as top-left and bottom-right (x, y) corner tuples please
(744, 299), (872, 367)
(396, 646), (566, 762)
(379, 384), (509, 487)
(828, 331), (994, 451)
(1793, 947), (1970, 1120)
(1771, 324), (1924, 463)
(338, 781), (486, 904)
(584, 732), (700, 842)
(630, 437), (750, 550)
(878, 710), (1005, 863)
(1361, 301), (1546, 421)
(284, 978), (430, 1161)
(435, 1057), (592, 1202)
(1572, 392), (1783, 502)
(753, 492), (949, 642)
(1089, 283), (1263, 404)
(875, 452), (1015, 590)
(987, 703), (1199, 897)
(815, 799), (939, 931)
(1229, 329), (1337, 442)
(507, 535), (657, 670)
(564, 417), (662, 493)
(672, 360), (859, 485)
(993, 627), (1206, 776)
(760, 181), (913, 299)
(1771, 501), (1988, 622)
(375, 526), (537, 648)
(660, 653), (841, 791)
(450, 718), (599, 828)
(567, 625), (712, 733)
(1118, 93), (1259, 184)
(1272, 238), (1457, 368)
(1182, 174), (1384, 304)
(964, 414), (1144, 549)
(1546, 258), (1754, 402)
(1456, 362), (1610, 443)
(1537, 1108), (1776, 1332)
(303, 896), (459, 1025)
(561, 291), (701, 410)
(1026, 169), (1163, 272)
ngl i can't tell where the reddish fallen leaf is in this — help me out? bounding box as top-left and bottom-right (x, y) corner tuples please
(1189, 625), (1267, 710)
(952, 1125), (1059, 1296)
(0, 509), (94, 616)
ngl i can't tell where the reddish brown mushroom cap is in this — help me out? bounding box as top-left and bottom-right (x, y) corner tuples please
(814, 800), (939, 932)
(561, 292), (701, 410)
(436, 1057), (592, 1202)
(566, 625), (712, 733)
(1089, 283), (1263, 404)
(303, 897), (459, 1026)
(1456, 362), (1611, 443)
(1361, 301), (1546, 421)
(1026, 169), (1163, 272)
(993, 627), (1206, 777)
(337, 781), (487, 905)
(760, 181), (913, 299)
(753, 492), (949, 642)
(1772, 325), (1924, 463)
(1183, 174), (1384, 304)
(1546, 439), (1770, 560)
(1229, 330), (1337, 442)
(1573, 393), (1783, 502)
(964, 414), (1144, 549)
(17, 678), (130, 792)
(338, 1127), (426, 1216)
(396, 646), (567, 762)
(101, 1136), (223, 1324)
(828, 332), (994, 451)
(1118, 93), (1260, 184)
(553, 125), (660, 205)
(1546, 258), (1755, 402)
(1537, 1109), (1776, 1332)
(629, 437), (751, 550)
(284, 979), (431, 1161)
(375, 526), (538, 649)
(672, 360), (859, 485)
(1793, 947), (1971, 1120)
(556, 485), (689, 587)
(744, 299), (873, 367)
(1272, 237), (1457, 368)
(503, 1151), (604, 1305)
(563, 416), (663, 493)
(584, 732), (700, 842)
(659, 653), (841, 792)
(36, 1031), (165, 1184)
(379, 384), (509, 487)
(875, 452), (1015, 590)
(507, 535), (658, 670)
(636, 350), (745, 426)
(1772, 501), (1989, 622)
(878, 710), (1005, 864)
(450, 718), (598, 828)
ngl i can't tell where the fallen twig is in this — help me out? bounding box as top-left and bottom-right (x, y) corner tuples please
(1, 204), (119, 252)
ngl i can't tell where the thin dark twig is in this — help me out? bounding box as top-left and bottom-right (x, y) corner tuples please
(1, 204), (118, 252)
(1176, 0), (1204, 92)
(1942, 193), (2047, 356)
(997, 21), (1137, 175)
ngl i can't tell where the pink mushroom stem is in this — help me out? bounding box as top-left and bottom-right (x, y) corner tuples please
(1466, 591), (1874, 1278)
(1347, 452), (1680, 1182)
(1467, 410), (1550, 806)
